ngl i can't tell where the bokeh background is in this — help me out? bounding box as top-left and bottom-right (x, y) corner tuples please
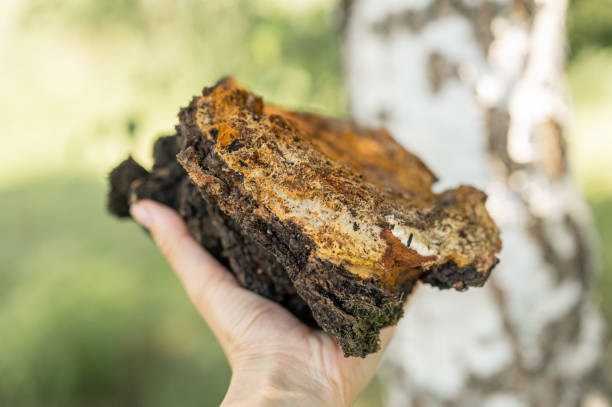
(1, 0), (611, 405)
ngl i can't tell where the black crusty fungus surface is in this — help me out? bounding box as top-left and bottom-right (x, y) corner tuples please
(108, 78), (501, 357)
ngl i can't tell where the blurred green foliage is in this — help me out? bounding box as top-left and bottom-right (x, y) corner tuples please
(568, 0), (612, 59)
(592, 197), (612, 336)
(0, 177), (230, 406)
(0, 0), (610, 406)
(0, 177), (232, 406)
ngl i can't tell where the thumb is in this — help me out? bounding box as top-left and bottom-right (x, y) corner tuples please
(130, 200), (243, 348)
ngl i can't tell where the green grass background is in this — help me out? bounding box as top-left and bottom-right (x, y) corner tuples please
(0, 0), (610, 405)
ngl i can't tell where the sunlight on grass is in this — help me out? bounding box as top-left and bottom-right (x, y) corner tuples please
(0, 177), (231, 406)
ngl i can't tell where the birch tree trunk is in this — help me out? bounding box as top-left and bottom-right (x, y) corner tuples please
(342, 0), (608, 405)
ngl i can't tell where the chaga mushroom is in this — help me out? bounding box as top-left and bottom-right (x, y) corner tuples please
(108, 77), (502, 357)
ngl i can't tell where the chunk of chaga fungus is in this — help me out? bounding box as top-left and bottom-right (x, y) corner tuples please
(108, 77), (502, 357)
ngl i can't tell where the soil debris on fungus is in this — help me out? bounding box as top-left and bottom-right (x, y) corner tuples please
(108, 77), (502, 357)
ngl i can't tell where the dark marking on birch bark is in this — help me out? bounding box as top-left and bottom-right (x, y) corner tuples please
(428, 51), (460, 93)
(564, 214), (596, 287)
(490, 280), (523, 373)
(512, 0), (536, 23)
(534, 119), (567, 179)
(370, 0), (506, 53)
(376, 109), (389, 123)
(340, 0), (355, 37)
(486, 107), (514, 174)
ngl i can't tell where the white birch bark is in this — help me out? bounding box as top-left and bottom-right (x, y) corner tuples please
(343, 0), (608, 405)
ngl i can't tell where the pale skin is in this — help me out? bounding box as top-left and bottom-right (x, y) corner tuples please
(131, 200), (410, 407)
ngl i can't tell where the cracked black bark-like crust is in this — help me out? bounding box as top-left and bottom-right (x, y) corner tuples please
(108, 133), (489, 357)
(109, 130), (417, 357)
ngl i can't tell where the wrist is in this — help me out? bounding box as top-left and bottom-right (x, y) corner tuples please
(220, 364), (345, 407)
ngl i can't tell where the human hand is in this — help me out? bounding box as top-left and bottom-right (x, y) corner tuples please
(131, 200), (406, 407)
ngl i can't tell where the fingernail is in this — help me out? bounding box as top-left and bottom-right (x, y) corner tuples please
(130, 202), (153, 229)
